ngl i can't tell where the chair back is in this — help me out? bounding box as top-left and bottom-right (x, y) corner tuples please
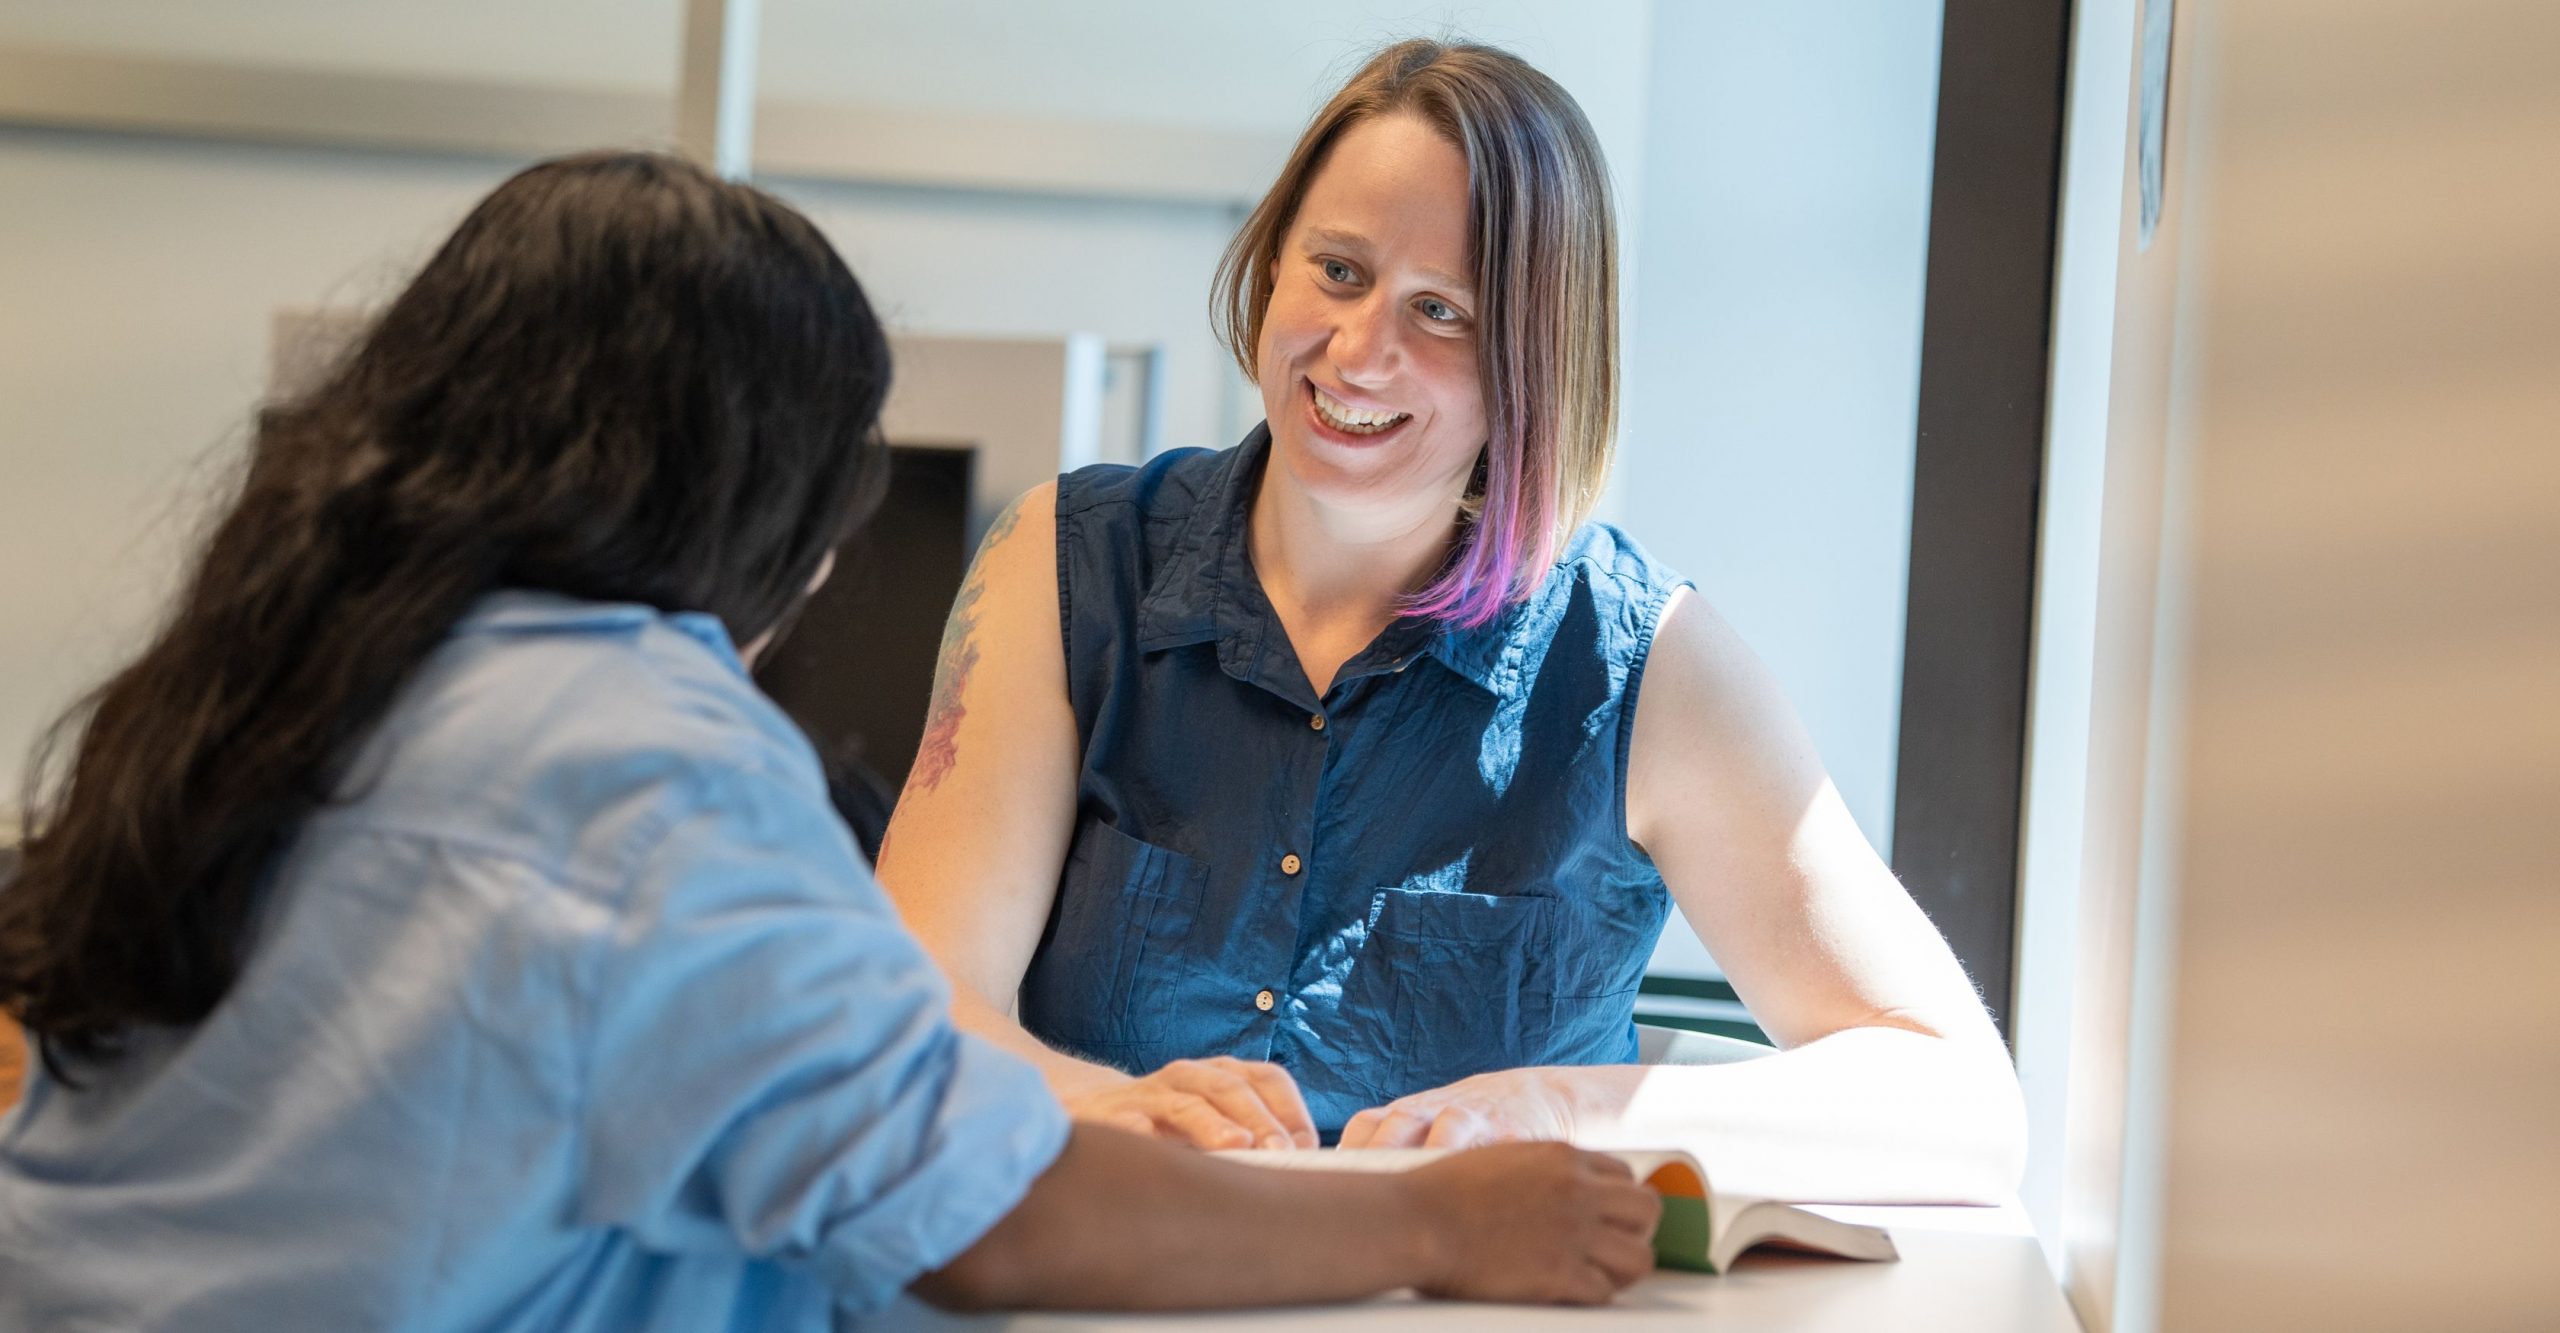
(1634, 1022), (1775, 1066)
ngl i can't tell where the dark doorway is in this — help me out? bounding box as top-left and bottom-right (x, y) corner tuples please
(757, 444), (977, 851)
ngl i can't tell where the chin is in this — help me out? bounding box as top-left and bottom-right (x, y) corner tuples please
(1268, 423), (1452, 521)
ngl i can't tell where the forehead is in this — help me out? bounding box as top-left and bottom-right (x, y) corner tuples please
(1290, 113), (1474, 283)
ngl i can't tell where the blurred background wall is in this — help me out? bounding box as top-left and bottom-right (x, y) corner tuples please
(0, 1), (1946, 985)
(2118, 2), (2560, 1328)
(2020, 1), (2560, 1327)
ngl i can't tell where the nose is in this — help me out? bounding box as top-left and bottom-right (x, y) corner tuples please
(1327, 291), (1401, 388)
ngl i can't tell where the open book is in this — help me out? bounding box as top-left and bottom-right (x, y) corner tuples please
(1216, 1147), (1897, 1275)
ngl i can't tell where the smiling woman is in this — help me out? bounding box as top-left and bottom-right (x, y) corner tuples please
(1214, 43), (1617, 632)
(1238, 115), (1498, 635)
(878, 37), (2022, 1201)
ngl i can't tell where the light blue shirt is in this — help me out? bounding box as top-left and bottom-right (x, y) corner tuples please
(0, 591), (1069, 1332)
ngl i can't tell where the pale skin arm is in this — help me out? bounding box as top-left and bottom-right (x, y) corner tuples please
(1340, 587), (2027, 1205)
(877, 484), (1318, 1149)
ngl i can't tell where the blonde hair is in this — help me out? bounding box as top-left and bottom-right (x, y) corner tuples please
(1214, 38), (1619, 626)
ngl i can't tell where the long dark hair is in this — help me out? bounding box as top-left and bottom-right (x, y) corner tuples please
(0, 151), (891, 1073)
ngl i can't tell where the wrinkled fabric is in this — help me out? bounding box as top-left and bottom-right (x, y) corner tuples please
(1028, 427), (1689, 1133)
(0, 591), (1068, 1333)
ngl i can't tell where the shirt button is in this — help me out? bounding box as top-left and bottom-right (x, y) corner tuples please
(1255, 989), (1276, 1012)
(1280, 852), (1303, 875)
(1309, 713), (1326, 732)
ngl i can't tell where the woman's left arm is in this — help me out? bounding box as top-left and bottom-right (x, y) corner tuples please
(1340, 588), (2026, 1205)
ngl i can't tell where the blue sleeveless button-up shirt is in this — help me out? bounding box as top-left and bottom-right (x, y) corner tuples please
(1022, 427), (1691, 1133)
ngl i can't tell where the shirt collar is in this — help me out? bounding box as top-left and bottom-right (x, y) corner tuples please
(455, 590), (747, 678)
(1131, 427), (1266, 658)
(1130, 426), (1525, 702)
(1423, 607), (1523, 697)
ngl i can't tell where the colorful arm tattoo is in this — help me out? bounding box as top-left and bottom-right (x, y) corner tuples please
(906, 493), (1027, 793)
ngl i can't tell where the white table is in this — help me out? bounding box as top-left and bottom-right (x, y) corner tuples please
(870, 1204), (2080, 1332)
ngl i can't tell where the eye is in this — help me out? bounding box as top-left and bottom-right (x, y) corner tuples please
(1320, 258), (1357, 285)
(1416, 297), (1463, 323)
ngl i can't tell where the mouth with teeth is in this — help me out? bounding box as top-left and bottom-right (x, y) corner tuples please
(1306, 380), (1412, 439)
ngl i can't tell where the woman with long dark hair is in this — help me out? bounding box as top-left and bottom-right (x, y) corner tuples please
(0, 151), (1656, 1330)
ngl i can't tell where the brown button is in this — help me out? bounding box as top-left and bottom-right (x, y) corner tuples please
(1255, 989), (1276, 1012)
(1309, 713), (1327, 732)
(1280, 852), (1303, 875)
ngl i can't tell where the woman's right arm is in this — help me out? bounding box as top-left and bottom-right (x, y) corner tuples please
(875, 483), (1316, 1149)
(582, 701), (1652, 1312)
(916, 1128), (1660, 1311)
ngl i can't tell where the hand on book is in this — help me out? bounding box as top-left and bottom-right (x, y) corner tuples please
(1403, 1142), (1661, 1303)
(1062, 1055), (1319, 1150)
(1341, 1065), (1640, 1149)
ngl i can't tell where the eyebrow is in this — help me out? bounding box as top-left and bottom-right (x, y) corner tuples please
(1304, 227), (1477, 299)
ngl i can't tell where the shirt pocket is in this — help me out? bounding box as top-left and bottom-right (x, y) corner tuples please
(1347, 888), (1558, 1099)
(1019, 819), (1211, 1050)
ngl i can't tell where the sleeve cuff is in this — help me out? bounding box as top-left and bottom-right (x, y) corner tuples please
(816, 1033), (1072, 1313)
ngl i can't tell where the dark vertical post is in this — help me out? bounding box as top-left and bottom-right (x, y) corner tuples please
(1893, 0), (2077, 1041)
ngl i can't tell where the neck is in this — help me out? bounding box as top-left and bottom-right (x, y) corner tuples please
(1246, 463), (1459, 628)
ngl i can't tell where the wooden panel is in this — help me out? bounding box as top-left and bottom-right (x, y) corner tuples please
(2146, 1), (2560, 1328)
(0, 1013), (24, 1110)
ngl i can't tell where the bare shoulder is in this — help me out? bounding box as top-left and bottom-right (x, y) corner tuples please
(940, 479), (1062, 667)
(878, 479), (1081, 994)
(977, 480), (1058, 584)
(1645, 585), (1754, 692)
(1628, 587), (1830, 848)
(908, 480), (1064, 795)
(1636, 587), (1818, 755)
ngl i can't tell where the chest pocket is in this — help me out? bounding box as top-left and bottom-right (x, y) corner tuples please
(1019, 819), (1210, 1051)
(1341, 888), (1560, 1099)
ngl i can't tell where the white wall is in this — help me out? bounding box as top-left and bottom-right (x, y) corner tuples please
(1618, 2), (1944, 976)
(0, 3), (1937, 954)
(0, 0), (683, 90)
(775, 179), (1246, 451)
(0, 1), (1650, 158)
(0, 4), (1662, 806)
(2011, 0), (2139, 1282)
(0, 127), (1254, 802)
(0, 130), (511, 805)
